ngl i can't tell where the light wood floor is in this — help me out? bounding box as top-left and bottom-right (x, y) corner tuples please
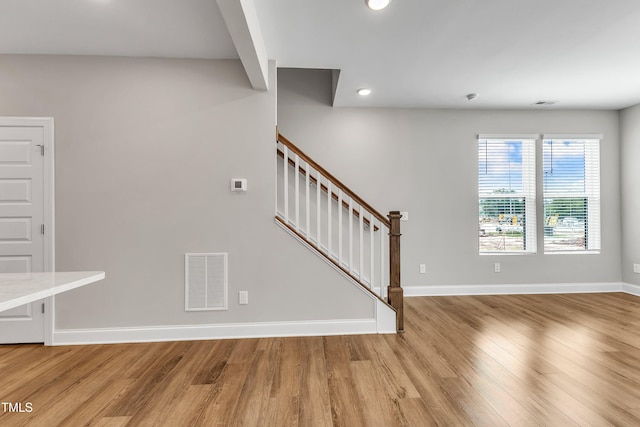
(2, 293), (640, 426)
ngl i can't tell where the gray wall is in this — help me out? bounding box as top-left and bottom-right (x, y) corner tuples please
(0, 55), (374, 329)
(278, 69), (622, 288)
(621, 104), (640, 284)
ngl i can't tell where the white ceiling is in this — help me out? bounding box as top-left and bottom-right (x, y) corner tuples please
(2, 0), (640, 110)
(0, 0), (238, 59)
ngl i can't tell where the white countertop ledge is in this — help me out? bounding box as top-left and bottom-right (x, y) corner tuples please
(0, 271), (106, 312)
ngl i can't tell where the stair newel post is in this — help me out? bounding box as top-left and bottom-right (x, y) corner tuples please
(388, 211), (404, 333)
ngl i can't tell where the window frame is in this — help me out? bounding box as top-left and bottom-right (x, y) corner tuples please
(477, 133), (602, 256)
(542, 135), (601, 254)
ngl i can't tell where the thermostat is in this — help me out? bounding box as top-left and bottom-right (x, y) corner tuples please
(231, 178), (247, 192)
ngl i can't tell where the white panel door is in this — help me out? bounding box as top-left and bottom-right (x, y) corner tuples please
(0, 125), (46, 343)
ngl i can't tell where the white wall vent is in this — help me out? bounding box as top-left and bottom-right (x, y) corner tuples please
(185, 253), (228, 311)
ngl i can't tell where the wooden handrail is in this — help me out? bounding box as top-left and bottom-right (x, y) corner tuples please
(277, 148), (379, 231)
(278, 133), (391, 229)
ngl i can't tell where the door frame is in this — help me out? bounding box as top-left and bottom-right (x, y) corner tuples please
(0, 117), (55, 345)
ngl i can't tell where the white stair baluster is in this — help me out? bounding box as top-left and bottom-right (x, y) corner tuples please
(359, 205), (364, 282)
(294, 154), (300, 231)
(316, 170), (321, 245)
(305, 163), (310, 239)
(283, 146), (289, 223)
(349, 197), (353, 274)
(327, 181), (332, 256)
(338, 190), (343, 267)
(380, 224), (386, 299)
(275, 142), (279, 217)
(370, 213), (375, 292)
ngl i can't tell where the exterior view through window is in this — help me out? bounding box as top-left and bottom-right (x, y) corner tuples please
(543, 138), (600, 253)
(478, 135), (601, 255)
(478, 138), (536, 254)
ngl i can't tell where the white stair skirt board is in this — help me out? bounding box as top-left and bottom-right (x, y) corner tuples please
(403, 282), (628, 297)
(376, 299), (397, 334)
(52, 318), (392, 346)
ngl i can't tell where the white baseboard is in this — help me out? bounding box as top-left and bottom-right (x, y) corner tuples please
(622, 282), (640, 296)
(52, 318), (391, 346)
(52, 283), (640, 346)
(403, 282), (626, 297)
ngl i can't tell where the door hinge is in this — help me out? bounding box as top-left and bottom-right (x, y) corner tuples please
(41, 303), (45, 314)
(41, 224), (45, 235)
(36, 144), (44, 156)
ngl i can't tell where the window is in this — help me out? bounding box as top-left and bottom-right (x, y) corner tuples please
(543, 137), (600, 253)
(478, 137), (536, 254)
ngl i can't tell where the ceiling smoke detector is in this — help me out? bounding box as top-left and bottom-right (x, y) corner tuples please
(466, 93), (479, 101)
(533, 100), (558, 106)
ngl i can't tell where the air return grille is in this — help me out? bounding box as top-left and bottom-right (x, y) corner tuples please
(185, 253), (228, 311)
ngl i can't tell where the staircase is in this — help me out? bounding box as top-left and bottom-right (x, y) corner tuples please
(275, 132), (404, 333)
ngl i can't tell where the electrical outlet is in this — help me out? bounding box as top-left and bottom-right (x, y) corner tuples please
(494, 263), (501, 273)
(239, 291), (249, 305)
(634, 264), (640, 274)
(400, 211), (409, 221)
(419, 264), (426, 274)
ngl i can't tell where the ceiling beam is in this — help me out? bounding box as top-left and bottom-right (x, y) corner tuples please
(217, 0), (269, 91)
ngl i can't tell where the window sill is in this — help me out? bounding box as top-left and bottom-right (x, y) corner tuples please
(479, 252), (536, 256)
(544, 250), (601, 255)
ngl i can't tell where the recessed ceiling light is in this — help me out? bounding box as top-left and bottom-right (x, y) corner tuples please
(357, 88), (372, 96)
(366, 0), (391, 11)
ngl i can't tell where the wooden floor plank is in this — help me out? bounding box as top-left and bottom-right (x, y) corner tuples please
(58, 379), (136, 427)
(439, 377), (509, 427)
(351, 360), (402, 426)
(394, 397), (438, 426)
(297, 337), (333, 427)
(0, 345), (80, 399)
(195, 362), (252, 425)
(107, 341), (189, 417)
(544, 372), (640, 425)
(126, 341), (220, 426)
(323, 336), (367, 427)
(157, 385), (211, 427)
(191, 339), (235, 386)
(360, 335), (421, 400)
(6, 344), (128, 425)
(229, 339), (278, 427)
(92, 416), (132, 427)
(326, 377), (366, 427)
(2, 293), (640, 425)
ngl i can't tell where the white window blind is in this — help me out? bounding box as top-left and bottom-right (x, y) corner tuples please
(478, 138), (537, 254)
(543, 138), (600, 253)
